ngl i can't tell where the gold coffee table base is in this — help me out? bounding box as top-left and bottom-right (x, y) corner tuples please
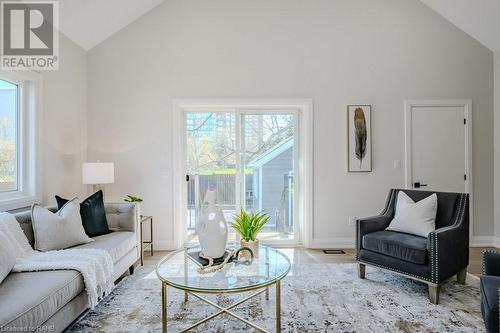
(161, 282), (281, 333)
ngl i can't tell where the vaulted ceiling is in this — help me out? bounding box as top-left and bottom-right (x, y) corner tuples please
(419, 0), (500, 52)
(48, 0), (500, 53)
(57, 0), (165, 50)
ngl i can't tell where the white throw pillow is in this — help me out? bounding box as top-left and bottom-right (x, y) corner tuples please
(32, 199), (93, 251)
(0, 231), (16, 284)
(386, 191), (437, 238)
(0, 212), (33, 258)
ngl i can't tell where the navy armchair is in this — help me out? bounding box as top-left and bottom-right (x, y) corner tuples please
(356, 189), (469, 304)
(481, 251), (500, 333)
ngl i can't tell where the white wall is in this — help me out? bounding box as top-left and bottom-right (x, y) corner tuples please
(495, 51), (500, 242)
(87, 0), (494, 249)
(41, 34), (87, 204)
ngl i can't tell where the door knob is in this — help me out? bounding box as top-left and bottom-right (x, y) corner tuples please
(414, 182), (428, 188)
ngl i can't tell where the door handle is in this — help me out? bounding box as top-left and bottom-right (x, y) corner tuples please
(414, 182), (428, 188)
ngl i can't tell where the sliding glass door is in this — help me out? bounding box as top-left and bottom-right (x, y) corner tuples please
(185, 110), (298, 245)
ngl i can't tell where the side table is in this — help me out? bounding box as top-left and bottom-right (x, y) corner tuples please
(140, 215), (154, 266)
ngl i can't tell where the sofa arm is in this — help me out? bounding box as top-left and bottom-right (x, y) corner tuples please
(483, 251), (500, 276)
(105, 203), (138, 232)
(357, 215), (392, 237)
(356, 214), (392, 255)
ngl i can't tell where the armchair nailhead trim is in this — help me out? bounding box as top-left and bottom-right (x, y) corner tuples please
(358, 260), (432, 283)
(430, 232), (435, 282)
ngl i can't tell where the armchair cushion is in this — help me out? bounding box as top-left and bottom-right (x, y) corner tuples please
(480, 275), (500, 333)
(362, 230), (428, 265)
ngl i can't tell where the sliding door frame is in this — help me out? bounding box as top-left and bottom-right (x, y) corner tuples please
(172, 99), (313, 249)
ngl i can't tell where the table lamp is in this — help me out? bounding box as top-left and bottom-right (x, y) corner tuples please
(82, 162), (114, 194)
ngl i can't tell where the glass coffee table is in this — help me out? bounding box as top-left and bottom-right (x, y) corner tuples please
(156, 246), (291, 332)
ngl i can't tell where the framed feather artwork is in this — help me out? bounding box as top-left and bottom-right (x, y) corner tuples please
(347, 105), (372, 172)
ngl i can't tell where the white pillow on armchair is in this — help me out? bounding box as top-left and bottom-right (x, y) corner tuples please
(386, 191), (437, 238)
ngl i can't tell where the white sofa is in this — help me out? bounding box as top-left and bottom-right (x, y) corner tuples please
(0, 203), (139, 332)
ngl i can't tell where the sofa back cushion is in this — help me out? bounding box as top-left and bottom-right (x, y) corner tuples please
(395, 189), (460, 229)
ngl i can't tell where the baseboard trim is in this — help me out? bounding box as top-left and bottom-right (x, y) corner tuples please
(309, 237), (355, 249)
(310, 236), (497, 249)
(153, 240), (177, 251)
(156, 236), (497, 250)
(470, 236), (500, 248)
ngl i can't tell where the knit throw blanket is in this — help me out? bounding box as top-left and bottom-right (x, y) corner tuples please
(1, 212), (114, 309)
(13, 249), (114, 309)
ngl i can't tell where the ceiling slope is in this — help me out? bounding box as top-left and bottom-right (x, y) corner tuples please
(57, 0), (165, 50)
(420, 0), (500, 52)
(25, 0), (500, 53)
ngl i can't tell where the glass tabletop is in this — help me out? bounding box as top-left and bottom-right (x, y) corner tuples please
(156, 246), (291, 292)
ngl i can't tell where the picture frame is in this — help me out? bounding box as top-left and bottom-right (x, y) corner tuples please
(347, 105), (372, 172)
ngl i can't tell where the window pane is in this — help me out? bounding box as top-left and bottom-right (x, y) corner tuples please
(185, 112), (238, 246)
(242, 114), (295, 241)
(0, 79), (18, 192)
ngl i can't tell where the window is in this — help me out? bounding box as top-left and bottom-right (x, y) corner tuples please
(0, 79), (19, 192)
(0, 72), (40, 210)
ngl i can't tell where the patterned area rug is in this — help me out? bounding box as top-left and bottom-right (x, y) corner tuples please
(68, 260), (484, 332)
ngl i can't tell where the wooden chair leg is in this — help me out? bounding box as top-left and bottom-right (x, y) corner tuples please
(358, 263), (366, 279)
(428, 284), (440, 304)
(457, 267), (467, 284)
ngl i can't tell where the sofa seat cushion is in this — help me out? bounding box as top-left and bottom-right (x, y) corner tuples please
(481, 275), (500, 333)
(73, 231), (136, 263)
(0, 270), (84, 329)
(362, 230), (428, 265)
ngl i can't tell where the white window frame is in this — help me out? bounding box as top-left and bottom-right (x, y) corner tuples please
(172, 99), (313, 249)
(0, 70), (42, 211)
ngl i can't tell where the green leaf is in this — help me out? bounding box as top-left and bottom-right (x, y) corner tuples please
(230, 209), (270, 241)
(124, 194), (143, 203)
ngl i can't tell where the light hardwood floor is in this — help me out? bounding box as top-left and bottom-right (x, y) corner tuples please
(145, 247), (496, 277)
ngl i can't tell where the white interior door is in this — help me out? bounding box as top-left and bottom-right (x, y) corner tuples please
(405, 100), (471, 193)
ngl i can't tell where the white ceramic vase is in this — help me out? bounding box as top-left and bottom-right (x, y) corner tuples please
(196, 190), (228, 258)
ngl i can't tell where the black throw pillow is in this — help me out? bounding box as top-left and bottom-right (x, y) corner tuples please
(55, 190), (111, 237)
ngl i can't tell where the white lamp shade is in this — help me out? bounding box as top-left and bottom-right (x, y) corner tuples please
(82, 162), (115, 185)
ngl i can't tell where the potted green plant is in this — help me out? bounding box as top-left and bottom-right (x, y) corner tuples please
(124, 195), (143, 203)
(124, 195), (143, 220)
(231, 209), (269, 258)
